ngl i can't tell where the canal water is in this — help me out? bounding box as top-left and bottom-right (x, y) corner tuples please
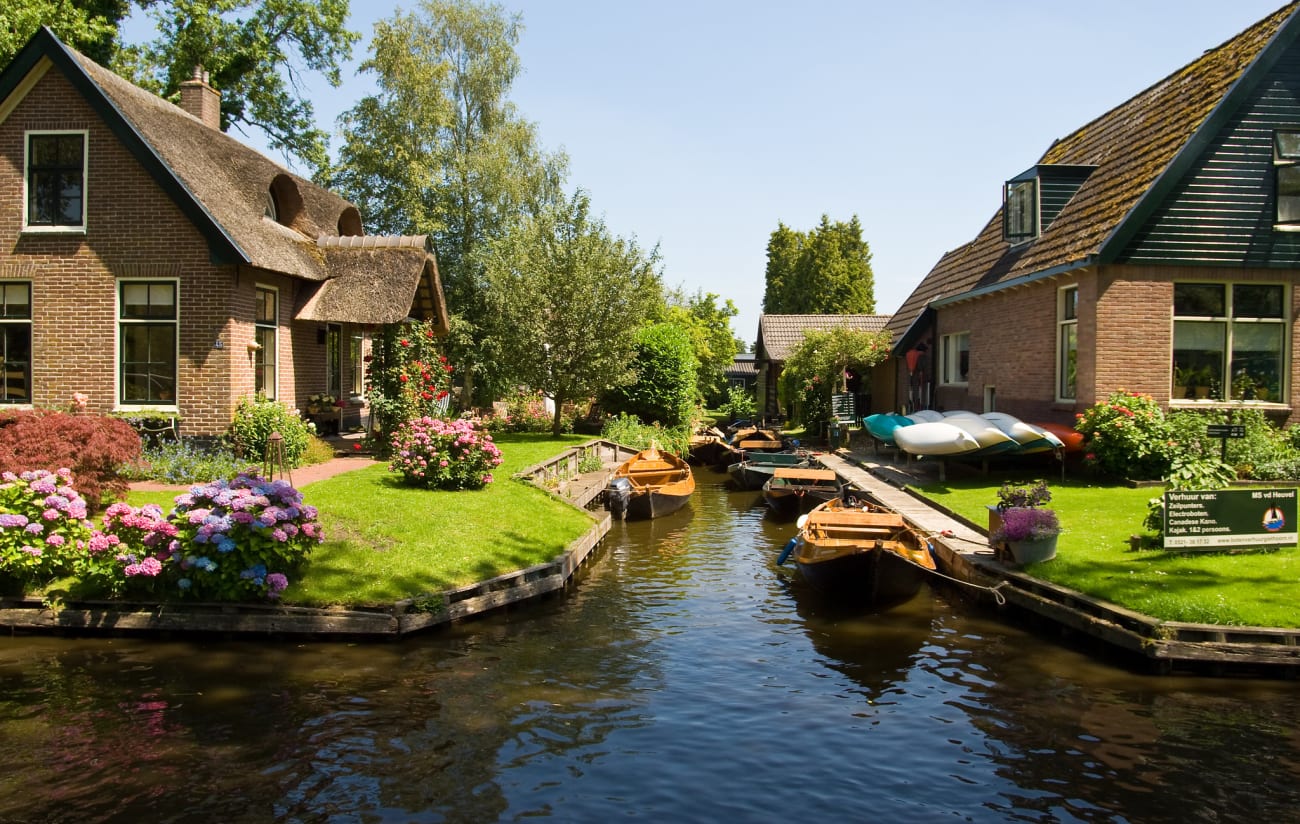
(2, 468), (1300, 823)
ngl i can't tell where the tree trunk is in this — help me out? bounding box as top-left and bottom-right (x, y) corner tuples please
(551, 393), (565, 437)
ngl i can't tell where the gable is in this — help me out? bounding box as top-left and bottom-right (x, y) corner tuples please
(1113, 42), (1300, 265)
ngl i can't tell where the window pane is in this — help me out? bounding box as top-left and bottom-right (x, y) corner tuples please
(255, 325), (277, 399)
(1233, 284), (1284, 318)
(1280, 166), (1300, 223)
(1231, 323), (1284, 401)
(1061, 287), (1077, 321)
(0, 284), (30, 319)
(120, 324), (176, 403)
(351, 333), (365, 396)
(1059, 323), (1077, 399)
(1277, 132), (1300, 160)
(1173, 320), (1225, 400)
(1005, 180), (1036, 242)
(0, 325), (30, 403)
(256, 288), (276, 323)
(1174, 283), (1224, 317)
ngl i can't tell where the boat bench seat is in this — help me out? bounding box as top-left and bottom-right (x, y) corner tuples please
(773, 468), (837, 480)
(808, 511), (906, 529)
(738, 439), (782, 449)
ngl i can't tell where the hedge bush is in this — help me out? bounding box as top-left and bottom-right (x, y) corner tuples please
(0, 412), (140, 510)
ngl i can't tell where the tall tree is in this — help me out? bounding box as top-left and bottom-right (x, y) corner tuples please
(2, 1), (357, 176)
(660, 288), (740, 408)
(125, 0), (358, 175)
(761, 215), (876, 315)
(330, 0), (568, 405)
(1, 0), (128, 66)
(482, 191), (662, 436)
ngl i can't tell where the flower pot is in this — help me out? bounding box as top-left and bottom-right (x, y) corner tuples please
(1008, 535), (1058, 565)
(987, 505), (1008, 552)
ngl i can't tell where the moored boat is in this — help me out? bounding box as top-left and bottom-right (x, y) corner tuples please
(727, 450), (809, 490)
(762, 467), (841, 517)
(780, 497), (936, 608)
(606, 447), (695, 520)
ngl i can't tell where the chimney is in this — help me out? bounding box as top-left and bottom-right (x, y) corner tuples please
(178, 66), (221, 130)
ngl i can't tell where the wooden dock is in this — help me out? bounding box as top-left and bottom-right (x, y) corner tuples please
(818, 451), (1300, 677)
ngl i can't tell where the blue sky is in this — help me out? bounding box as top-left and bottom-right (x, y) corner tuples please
(133, 1), (1291, 345)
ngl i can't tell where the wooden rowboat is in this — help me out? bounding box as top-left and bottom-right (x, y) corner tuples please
(606, 447), (695, 520)
(762, 467), (841, 516)
(727, 450), (809, 490)
(781, 497), (936, 607)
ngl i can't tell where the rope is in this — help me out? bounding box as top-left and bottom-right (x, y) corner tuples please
(918, 528), (1011, 606)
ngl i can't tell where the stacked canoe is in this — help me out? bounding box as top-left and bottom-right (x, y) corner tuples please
(862, 410), (1083, 460)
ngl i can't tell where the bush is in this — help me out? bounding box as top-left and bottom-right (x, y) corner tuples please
(603, 323), (698, 427)
(365, 321), (454, 451)
(229, 397), (312, 467)
(0, 412), (140, 509)
(72, 502), (178, 599)
(599, 412), (691, 455)
(167, 472), (323, 600)
(121, 438), (252, 485)
(389, 417), (503, 490)
(496, 388), (565, 433)
(0, 468), (91, 588)
(1075, 390), (1170, 480)
(720, 384), (756, 425)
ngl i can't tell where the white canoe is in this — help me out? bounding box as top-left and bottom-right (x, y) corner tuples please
(981, 412), (1066, 454)
(906, 409), (945, 424)
(893, 421), (981, 456)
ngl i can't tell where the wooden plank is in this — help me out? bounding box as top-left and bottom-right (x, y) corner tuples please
(809, 510), (906, 528)
(773, 467), (837, 480)
(738, 439), (782, 449)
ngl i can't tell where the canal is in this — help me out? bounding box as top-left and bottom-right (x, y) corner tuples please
(2, 467), (1299, 822)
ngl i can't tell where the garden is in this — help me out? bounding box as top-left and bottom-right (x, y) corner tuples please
(913, 390), (1300, 628)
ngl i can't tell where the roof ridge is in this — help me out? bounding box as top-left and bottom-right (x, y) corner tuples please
(317, 235), (430, 250)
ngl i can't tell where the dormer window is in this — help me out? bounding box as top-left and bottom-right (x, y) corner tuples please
(1274, 131), (1300, 226)
(1004, 177), (1037, 244)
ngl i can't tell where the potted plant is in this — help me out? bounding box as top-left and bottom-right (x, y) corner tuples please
(307, 393), (336, 415)
(987, 480), (1056, 563)
(990, 505), (1061, 565)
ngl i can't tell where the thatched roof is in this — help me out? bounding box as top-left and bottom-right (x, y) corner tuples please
(0, 28), (447, 327)
(887, 2), (1299, 342)
(297, 238), (449, 332)
(757, 314), (891, 362)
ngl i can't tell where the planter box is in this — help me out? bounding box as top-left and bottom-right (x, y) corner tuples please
(1008, 535), (1058, 565)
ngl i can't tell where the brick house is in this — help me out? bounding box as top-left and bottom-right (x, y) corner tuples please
(754, 314), (893, 423)
(0, 28), (448, 437)
(887, 2), (1300, 427)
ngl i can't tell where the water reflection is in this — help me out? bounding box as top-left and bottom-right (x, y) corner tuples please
(2, 474), (1300, 821)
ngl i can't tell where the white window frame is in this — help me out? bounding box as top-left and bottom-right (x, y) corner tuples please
(0, 282), (33, 406)
(1003, 177), (1037, 244)
(1057, 286), (1078, 402)
(350, 330), (367, 398)
(1172, 282), (1288, 404)
(23, 130), (88, 233)
(116, 279), (179, 411)
(939, 331), (970, 386)
(254, 285), (279, 401)
(1274, 130), (1300, 229)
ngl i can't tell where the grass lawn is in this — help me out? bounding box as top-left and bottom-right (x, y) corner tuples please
(127, 433), (598, 607)
(912, 472), (1300, 628)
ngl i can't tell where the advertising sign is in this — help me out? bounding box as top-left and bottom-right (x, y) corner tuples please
(831, 393), (855, 423)
(1163, 488), (1298, 549)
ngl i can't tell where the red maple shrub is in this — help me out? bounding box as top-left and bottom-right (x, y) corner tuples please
(0, 412), (142, 510)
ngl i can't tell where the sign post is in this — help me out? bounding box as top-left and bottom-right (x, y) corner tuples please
(1205, 422), (1245, 462)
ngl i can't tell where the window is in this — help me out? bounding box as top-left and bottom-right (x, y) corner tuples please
(1276, 131), (1300, 226)
(940, 332), (969, 385)
(0, 283), (31, 404)
(119, 281), (177, 405)
(254, 287), (278, 400)
(1057, 287), (1078, 401)
(26, 132), (86, 229)
(350, 331), (366, 397)
(1172, 283), (1285, 402)
(326, 323), (342, 399)
(1004, 178), (1037, 244)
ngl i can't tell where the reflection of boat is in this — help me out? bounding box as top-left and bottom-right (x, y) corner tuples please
(762, 467), (841, 517)
(782, 497), (936, 608)
(727, 450), (808, 490)
(606, 447), (695, 520)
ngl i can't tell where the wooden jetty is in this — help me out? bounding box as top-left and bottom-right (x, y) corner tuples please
(817, 451), (1300, 677)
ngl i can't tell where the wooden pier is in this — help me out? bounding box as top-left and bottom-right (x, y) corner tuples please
(818, 451), (1300, 677)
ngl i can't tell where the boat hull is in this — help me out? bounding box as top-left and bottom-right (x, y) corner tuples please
(625, 489), (692, 520)
(764, 485), (838, 517)
(794, 544), (930, 608)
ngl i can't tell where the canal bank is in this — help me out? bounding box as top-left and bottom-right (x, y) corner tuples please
(820, 448), (1300, 677)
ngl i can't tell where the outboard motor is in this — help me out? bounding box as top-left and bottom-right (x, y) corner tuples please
(606, 477), (633, 519)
